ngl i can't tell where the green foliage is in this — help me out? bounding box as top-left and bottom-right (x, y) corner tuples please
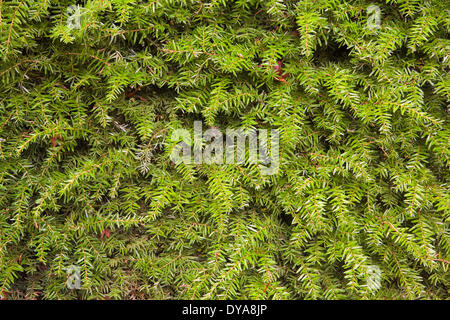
(0, 0), (448, 299)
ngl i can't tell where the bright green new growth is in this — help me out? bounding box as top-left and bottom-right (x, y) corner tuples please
(0, 0), (448, 299)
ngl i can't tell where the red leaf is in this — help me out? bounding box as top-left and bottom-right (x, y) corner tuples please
(274, 60), (283, 76)
(50, 137), (57, 147)
(100, 228), (110, 240)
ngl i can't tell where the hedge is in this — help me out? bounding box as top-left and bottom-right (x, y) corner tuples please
(0, 0), (448, 299)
